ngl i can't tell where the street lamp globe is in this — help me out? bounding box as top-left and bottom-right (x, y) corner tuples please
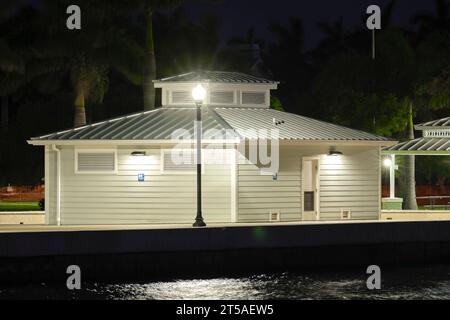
(383, 158), (392, 168)
(192, 84), (206, 103)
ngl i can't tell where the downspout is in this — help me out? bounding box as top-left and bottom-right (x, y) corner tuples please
(51, 144), (61, 226)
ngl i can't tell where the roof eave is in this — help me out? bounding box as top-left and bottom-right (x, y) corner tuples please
(415, 125), (450, 130)
(382, 150), (450, 155)
(27, 139), (241, 146)
(153, 81), (279, 89)
(28, 138), (395, 147)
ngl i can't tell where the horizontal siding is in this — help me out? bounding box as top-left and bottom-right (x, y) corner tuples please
(237, 145), (380, 222)
(46, 144), (380, 225)
(319, 148), (380, 220)
(237, 148), (301, 222)
(59, 146), (231, 224)
(45, 146), (58, 225)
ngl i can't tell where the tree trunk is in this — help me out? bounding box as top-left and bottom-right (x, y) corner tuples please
(1, 96), (8, 133)
(74, 90), (86, 127)
(437, 175), (446, 195)
(400, 103), (418, 210)
(143, 8), (156, 111)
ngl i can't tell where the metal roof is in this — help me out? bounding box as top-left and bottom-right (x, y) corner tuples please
(30, 107), (391, 143)
(154, 71), (277, 84)
(383, 137), (450, 154)
(215, 108), (390, 141)
(415, 117), (450, 129)
(31, 108), (238, 141)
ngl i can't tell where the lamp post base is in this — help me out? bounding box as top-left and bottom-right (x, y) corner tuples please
(193, 216), (206, 227)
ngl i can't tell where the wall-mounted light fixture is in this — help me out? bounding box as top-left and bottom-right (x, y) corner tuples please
(328, 150), (343, 156)
(131, 151), (146, 156)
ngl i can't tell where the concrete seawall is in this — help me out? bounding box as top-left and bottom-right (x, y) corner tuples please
(1, 221), (450, 284)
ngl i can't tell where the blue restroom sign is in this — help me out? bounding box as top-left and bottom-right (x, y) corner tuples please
(138, 173), (145, 182)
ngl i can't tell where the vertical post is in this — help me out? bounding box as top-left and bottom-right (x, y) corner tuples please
(193, 102), (206, 227)
(51, 144), (61, 225)
(390, 154), (395, 199)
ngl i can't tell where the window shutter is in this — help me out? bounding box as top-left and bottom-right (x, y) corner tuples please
(172, 91), (194, 104)
(242, 92), (266, 105)
(77, 152), (115, 172)
(210, 91), (234, 104)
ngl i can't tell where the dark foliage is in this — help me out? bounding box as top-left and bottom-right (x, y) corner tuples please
(0, 1), (449, 186)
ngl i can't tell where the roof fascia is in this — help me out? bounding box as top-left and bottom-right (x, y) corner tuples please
(27, 139), (241, 146)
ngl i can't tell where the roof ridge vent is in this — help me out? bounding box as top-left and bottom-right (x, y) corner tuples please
(273, 118), (285, 126)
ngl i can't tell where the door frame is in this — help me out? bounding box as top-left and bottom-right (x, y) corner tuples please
(301, 156), (321, 221)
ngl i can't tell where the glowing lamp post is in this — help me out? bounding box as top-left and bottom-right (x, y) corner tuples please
(383, 155), (397, 199)
(192, 84), (206, 227)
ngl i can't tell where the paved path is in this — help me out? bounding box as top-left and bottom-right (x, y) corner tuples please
(0, 220), (395, 233)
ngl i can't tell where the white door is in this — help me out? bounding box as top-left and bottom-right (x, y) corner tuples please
(302, 158), (319, 221)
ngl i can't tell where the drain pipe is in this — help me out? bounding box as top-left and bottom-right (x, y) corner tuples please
(51, 144), (61, 226)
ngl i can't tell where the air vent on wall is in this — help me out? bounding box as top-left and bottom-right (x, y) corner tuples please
(269, 211), (280, 222)
(77, 152), (115, 172)
(172, 91), (194, 104)
(210, 91), (234, 104)
(341, 209), (351, 220)
(242, 92), (265, 105)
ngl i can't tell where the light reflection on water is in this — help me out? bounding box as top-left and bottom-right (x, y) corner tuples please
(1, 266), (450, 300)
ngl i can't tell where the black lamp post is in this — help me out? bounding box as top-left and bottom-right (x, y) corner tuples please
(192, 84), (206, 227)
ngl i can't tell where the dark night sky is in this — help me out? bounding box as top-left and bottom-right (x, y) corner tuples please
(24, 0), (438, 48)
(180, 0), (436, 48)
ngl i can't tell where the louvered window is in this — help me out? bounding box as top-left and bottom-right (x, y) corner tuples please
(210, 91), (234, 104)
(76, 150), (117, 173)
(161, 149), (198, 174)
(241, 91), (266, 105)
(171, 91), (194, 104)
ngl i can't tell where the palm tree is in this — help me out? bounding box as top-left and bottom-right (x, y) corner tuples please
(228, 27), (264, 48)
(263, 17), (310, 113)
(412, 0), (450, 35)
(265, 17), (307, 82)
(153, 9), (222, 77)
(313, 17), (346, 60)
(226, 27), (268, 74)
(38, 0), (143, 127)
(399, 103), (418, 210)
(0, 2), (34, 132)
(140, 0), (184, 111)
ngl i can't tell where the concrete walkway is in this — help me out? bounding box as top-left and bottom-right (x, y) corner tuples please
(0, 219), (414, 233)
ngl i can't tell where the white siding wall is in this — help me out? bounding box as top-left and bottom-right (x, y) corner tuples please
(237, 146), (301, 222)
(44, 144), (381, 225)
(53, 146), (231, 225)
(237, 145), (380, 222)
(45, 145), (58, 224)
(319, 147), (380, 220)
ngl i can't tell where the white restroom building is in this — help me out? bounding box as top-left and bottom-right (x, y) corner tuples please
(28, 71), (395, 225)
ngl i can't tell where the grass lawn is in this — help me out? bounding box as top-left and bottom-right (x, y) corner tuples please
(0, 201), (40, 212)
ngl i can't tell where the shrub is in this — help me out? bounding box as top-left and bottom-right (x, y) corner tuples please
(38, 198), (45, 211)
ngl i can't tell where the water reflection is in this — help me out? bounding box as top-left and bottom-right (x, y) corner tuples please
(1, 266), (450, 300)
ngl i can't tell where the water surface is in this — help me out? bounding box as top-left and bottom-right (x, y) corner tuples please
(1, 265), (450, 300)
